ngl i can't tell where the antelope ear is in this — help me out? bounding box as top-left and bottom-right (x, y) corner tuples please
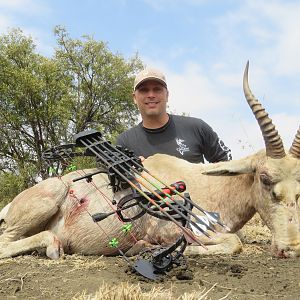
(202, 159), (255, 176)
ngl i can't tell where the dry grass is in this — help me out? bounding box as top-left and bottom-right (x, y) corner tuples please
(238, 213), (271, 244)
(72, 282), (231, 300)
(0, 254), (106, 271)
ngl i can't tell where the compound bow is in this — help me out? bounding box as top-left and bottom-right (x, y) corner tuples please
(42, 129), (228, 280)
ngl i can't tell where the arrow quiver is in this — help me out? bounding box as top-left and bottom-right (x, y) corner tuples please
(42, 129), (224, 280)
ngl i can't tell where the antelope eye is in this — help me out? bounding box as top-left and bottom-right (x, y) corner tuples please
(260, 174), (273, 186)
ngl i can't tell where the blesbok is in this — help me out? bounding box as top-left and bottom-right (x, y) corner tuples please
(0, 62), (300, 260)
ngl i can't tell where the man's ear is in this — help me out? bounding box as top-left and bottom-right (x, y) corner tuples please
(132, 92), (137, 105)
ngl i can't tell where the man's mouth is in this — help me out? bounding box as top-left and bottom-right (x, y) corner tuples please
(146, 101), (159, 107)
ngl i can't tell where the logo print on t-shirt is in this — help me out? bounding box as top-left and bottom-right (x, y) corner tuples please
(175, 138), (190, 155)
(218, 139), (232, 160)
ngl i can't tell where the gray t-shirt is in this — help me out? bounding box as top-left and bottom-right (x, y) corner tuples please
(116, 115), (232, 163)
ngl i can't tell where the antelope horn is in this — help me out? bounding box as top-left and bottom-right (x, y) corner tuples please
(243, 61), (286, 159)
(289, 126), (300, 159)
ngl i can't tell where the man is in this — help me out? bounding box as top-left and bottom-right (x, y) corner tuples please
(116, 67), (231, 163)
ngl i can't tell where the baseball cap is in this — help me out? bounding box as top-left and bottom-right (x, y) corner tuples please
(134, 68), (167, 91)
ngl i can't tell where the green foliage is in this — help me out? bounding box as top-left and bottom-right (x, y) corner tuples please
(64, 156), (96, 173)
(0, 172), (27, 209)
(0, 28), (72, 182)
(0, 27), (143, 206)
(54, 26), (142, 136)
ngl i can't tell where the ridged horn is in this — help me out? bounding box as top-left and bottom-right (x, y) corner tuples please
(243, 61), (286, 159)
(289, 126), (300, 159)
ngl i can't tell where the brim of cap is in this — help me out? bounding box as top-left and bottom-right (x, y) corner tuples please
(134, 77), (167, 90)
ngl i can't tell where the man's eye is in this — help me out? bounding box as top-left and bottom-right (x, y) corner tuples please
(139, 88), (148, 93)
(153, 87), (162, 92)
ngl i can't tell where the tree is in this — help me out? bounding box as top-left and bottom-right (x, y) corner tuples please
(54, 26), (142, 140)
(0, 27), (143, 196)
(0, 28), (72, 184)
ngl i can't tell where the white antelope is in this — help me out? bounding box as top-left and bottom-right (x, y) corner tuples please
(0, 62), (300, 259)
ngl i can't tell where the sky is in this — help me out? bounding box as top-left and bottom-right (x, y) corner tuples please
(0, 0), (299, 158)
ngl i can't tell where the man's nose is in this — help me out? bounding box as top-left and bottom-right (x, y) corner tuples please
(147, 90), (156, 97)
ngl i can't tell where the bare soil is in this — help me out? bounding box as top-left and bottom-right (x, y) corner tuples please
(1, 223), (300, 300)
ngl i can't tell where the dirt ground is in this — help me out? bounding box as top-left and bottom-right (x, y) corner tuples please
(1, 221), (300, 300)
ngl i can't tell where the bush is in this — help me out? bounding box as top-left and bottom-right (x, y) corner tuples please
(0, 172), (27, 209)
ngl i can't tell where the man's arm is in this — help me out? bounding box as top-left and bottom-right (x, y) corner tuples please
(201, 122), (232, 162)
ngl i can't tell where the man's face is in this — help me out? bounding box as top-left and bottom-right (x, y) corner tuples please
(133, 80), (169, 118)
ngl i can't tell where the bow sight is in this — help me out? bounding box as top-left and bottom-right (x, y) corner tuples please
(42, 129), (226, 280)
